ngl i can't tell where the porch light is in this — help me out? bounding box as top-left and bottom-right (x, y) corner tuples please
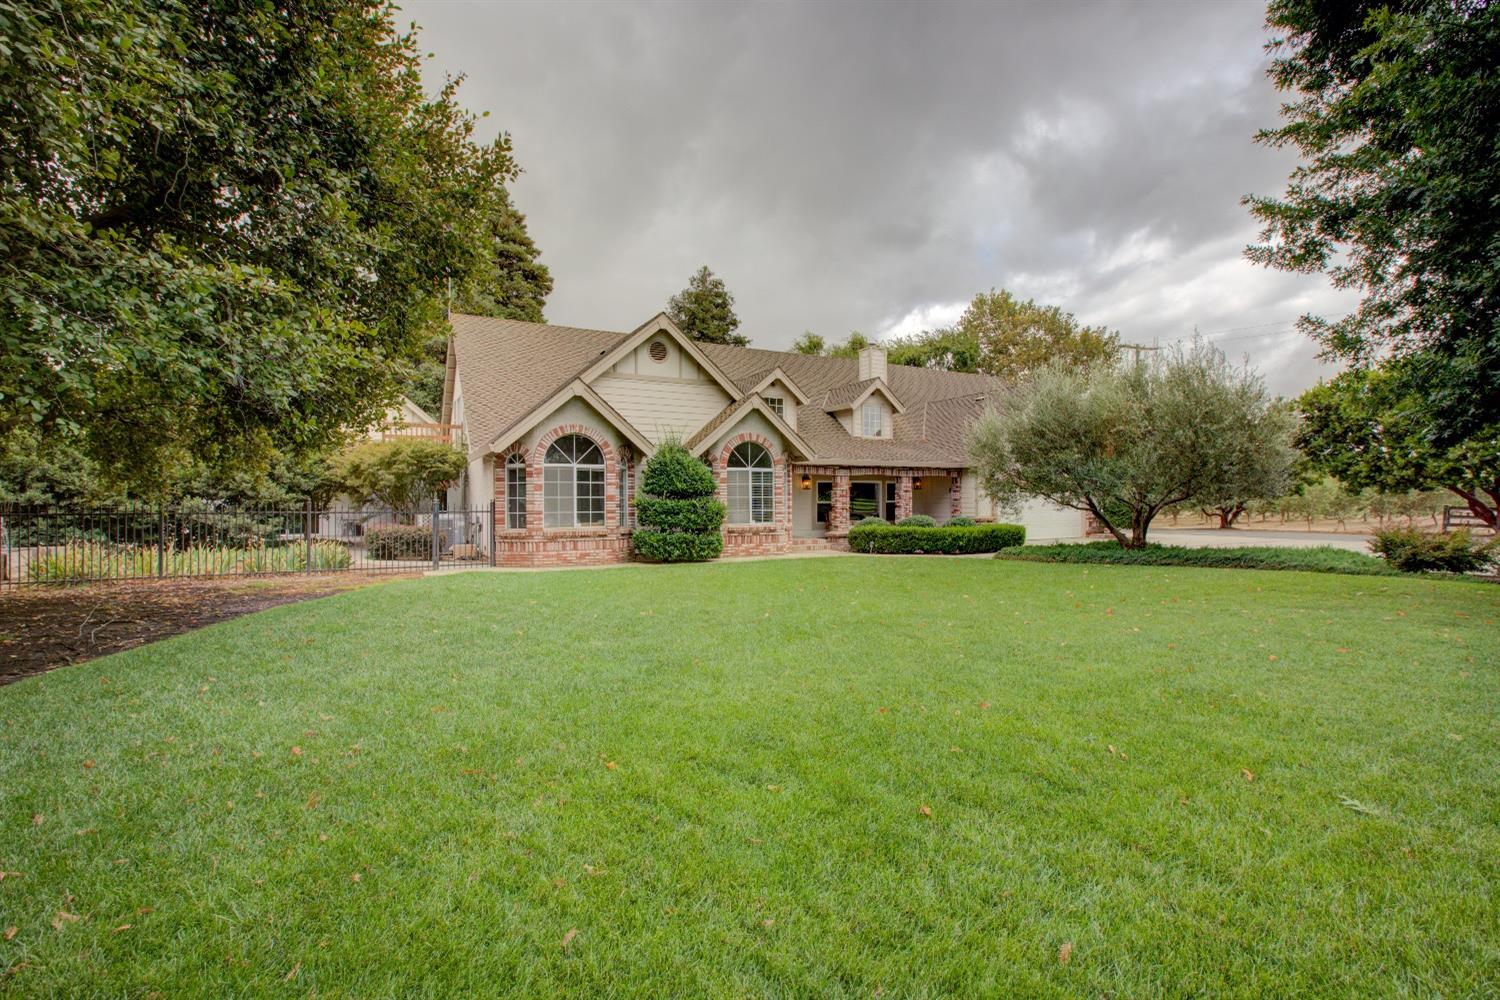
(913, 477), (923, 490)
(799, 473), (812, 490)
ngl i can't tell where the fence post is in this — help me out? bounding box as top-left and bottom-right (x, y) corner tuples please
(488, 499), (497, 567)
(304, 498), (313, 574)
(157, 506), (166, 577)
(431, 498), (441, 570)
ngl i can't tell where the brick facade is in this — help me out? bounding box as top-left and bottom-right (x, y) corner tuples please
(490, 424), (634, 567)
(713, 431), (794, 557)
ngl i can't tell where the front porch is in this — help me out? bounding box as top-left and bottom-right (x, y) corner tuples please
(790, 466), (964, 538)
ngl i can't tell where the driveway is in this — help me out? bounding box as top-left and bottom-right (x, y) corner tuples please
(1147, 527), (1374, 553)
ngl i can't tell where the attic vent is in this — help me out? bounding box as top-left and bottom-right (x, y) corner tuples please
(649, 340), (669, 363)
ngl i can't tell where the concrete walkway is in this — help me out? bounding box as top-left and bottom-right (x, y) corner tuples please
(1148, 527), (1373, 553)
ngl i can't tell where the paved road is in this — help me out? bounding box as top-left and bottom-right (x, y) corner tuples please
(1147, 527), (1374, 553)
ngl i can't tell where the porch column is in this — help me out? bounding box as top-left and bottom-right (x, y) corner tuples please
(949, 473), (963, 518)
(830, 470), (851, 534)
(896, 474), (913, 521)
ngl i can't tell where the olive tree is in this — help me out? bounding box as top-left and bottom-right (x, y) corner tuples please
(967, 343), (1296, 548)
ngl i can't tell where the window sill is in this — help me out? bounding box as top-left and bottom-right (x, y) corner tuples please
(543, 527), (614, 538)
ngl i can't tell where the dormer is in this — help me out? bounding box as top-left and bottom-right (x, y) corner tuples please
(822, 377), (905, 439)
(745, 367), (810, 432)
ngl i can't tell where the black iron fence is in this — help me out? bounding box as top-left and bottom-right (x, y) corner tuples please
(0, 501), (496, 588)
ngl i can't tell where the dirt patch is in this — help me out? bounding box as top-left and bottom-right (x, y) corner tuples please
(0, 574), (415, 685)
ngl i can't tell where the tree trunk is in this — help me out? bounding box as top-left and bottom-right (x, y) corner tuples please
(1215, 504), (1244, 529)
(1448, 485), (1499, 530)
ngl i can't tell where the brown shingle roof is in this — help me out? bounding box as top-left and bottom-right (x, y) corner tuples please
(448, 314), (627, 456)
(446, 314), (1000, 466)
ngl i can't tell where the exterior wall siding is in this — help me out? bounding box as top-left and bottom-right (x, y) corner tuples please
(592, 373), (729, 446)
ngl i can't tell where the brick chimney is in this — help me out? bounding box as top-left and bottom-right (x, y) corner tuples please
(858, 344), (887, 383)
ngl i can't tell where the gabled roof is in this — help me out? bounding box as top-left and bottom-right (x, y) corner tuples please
(684, 395), (814, 459)
(578, 312), (744, 399)
(820, 377), (905, 414)
(486, 378), (654, 457)
(739, 366), (811, 405)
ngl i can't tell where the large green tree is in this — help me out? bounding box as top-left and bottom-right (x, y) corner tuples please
(666, 266), (747, 346)
(1298, 362), (1499, 529)
(958, 290), (1119, 381)
(967, 343), (1296, 548)
(0, 0), (544, 491)
(1246, 0), (1500, 444)
(885, 327), (983, 373)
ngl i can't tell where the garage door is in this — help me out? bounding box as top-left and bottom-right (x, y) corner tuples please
(1014, 498), (1085, 543)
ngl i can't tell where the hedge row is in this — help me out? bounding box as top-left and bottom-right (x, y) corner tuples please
(366, 524), (442, 560)
(995, 541), (1399, 576)
(846, 522), (1025, 554)
(631, 529), (723, 563)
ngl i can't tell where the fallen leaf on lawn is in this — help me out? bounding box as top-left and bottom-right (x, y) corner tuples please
(979, 701), (991, 710)
(2, 927), (15, 941)
(1242, 768), (1256, 782)
(290, 746), (303, 756)
(30, 815), (43, 826)
(561, 927), (578, 950)
(284, 961), (301, 982)
(761, 918), (774, 927)
(350, 872), (361, 883)
(1058, 940), (1073, 965)
(765, 784), (781, 793)
(51, 911), (80, 931)
(1107, 745), (1118, 756)
(603, 760), (617, 771)
(112, 924), (131, 934)
(877, 707), (888, 715)
(919, 804), (933, 817)
(136, 907), (153, 915)
(1267, 655), (1279, 662)
(82, 760), (95, 769)
(0, 872), (20, 881)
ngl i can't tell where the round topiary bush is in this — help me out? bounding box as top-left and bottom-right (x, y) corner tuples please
(632, 440), (724, 562)
(946, 515), (977, 527)
(897, 514), (938, 527)
(854, 515), (888, 527)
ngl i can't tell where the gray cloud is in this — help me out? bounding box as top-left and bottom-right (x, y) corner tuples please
(406, 0), (1356, 394)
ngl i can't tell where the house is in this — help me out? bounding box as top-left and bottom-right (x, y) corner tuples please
(440, 312), (1085, 566)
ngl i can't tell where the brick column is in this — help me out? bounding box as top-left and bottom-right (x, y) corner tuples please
(949, 474), (963, 518)
(527, 450), (545, 538)
(830, 470), (851, 534)
(896, 474), (913, 521)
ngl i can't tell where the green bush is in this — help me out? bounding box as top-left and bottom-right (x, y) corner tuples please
(632, 440), (724, 562)
(631, 529), (724, 563)
(25, 540), (351, 583)
(897, 514), (938, 527)
(366, 524), (440, 560)
(635, 495), (728, 534)
(1369, 528), (1497, 573)
(946, 515), (977, 527)
(996, 541), (1399, 576)
(854, 515), (888, 527)
(638, 443), (717, 499)
(847, 523), (1025, 554)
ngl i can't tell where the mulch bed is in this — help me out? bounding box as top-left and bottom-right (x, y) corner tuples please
(0, 574), (414, 685)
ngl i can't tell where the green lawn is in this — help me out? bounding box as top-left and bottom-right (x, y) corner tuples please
(2, 559), (1497, 998)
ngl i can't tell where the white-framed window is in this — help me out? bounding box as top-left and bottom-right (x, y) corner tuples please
(764, 395), (784, 418)
(505, 454), (527, 529)
(543, 434), (605, 528)
(618, 463), (628, 527)
(727, 442), (774, 524)
(861, 400), (883, 437)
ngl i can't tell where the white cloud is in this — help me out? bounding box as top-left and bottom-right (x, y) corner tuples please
(876, 300), (968, 341)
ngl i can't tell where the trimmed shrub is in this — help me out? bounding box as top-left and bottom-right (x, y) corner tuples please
(854, 515), (888, 527)
(996, 541), (1399, 576)
(847, 522), (1025, 554)
(946, 515), (977, 527)
(631, 529), (724, 563)
(634, 496), (727, 534)
(1369, 528), (1497, 574)
(897, 514), (938, 527)
(633, 440), (724, 562)
(366, 524), (441, 560)
(639, 443), (718, 499)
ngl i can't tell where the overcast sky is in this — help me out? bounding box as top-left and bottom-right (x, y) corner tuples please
(407, 0), (1357, 394)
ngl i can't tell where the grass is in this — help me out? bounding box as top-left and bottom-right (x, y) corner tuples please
(1, 558), (1497, 997)
(998, 540), (1401, 576)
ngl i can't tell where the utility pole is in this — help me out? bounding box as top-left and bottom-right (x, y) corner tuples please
(1119, 341), (1160, 365)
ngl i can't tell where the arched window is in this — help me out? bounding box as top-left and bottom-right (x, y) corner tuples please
(727, 442), (774, 524)
(505, 454), (527, 529)
(543, 434), (605, 528)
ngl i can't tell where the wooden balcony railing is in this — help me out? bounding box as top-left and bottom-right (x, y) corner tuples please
(379, 422), (460, 443)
